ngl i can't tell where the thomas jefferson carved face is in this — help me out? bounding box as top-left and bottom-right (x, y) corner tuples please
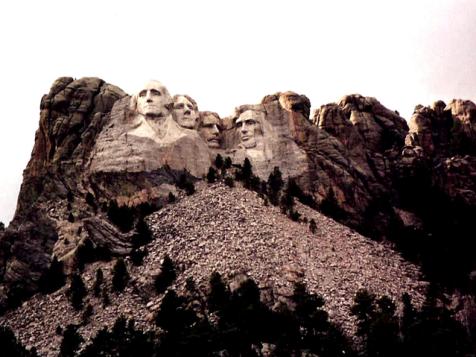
(235, 110), (261, 149)
(199, 112), (221, 148)
(173, 95), (199, 129)
(136, 80), (171, 117)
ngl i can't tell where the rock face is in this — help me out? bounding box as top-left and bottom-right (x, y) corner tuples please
(0, 76), (475, 314)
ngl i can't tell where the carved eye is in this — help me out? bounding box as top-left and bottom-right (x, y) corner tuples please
(175, 103), (185, 109)
(139, 90), (147, 97)
(245, 119), (256, 125)
(187, 104), (194, 110)
(150, 89), (161, 96)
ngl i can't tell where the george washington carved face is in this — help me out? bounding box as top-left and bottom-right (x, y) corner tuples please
(134, 80), (172, 118)
(173, 95), (199, 129)
(199, 112), (221, 148)
(235, 110), (263, 149)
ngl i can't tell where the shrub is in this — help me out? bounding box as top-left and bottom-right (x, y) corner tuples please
(67, 213), (75, 223)
(112, 258), (129, 292)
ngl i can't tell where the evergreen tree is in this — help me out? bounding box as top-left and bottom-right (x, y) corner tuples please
(68, 274), (87, 310)
(132, 218), (152, 247)
(215, 154), (224, 169)
(93, 268), (103, 297)
(207, 167), (217, 183)
(107, 200), (135, 232)
(85, 192), (97, 211)
(155, 290), (197, 332)
(155, 255), (177, 294)
(0, 325), (37, 357)
(309, 218), (317, 234)
(224, 156), (232, 169)
(267, 166), (284, 205)
(112, 258), (129, 292)
(38, 257), (66, 294)
(102, 287), (110, 308)
(59, 325), (83, 357)
(80, 317), (156, 357)
(82, 304), (94, 325)
(168, 192), (176, 203)
(207, 272), (230, 313)
(241, 158), (253, 184)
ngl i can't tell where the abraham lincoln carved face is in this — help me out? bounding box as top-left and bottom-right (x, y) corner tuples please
(235, 110), (263, 149)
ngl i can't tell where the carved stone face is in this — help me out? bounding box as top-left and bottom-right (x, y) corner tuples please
(236, 110), (260, 149)
(136, 81), (170, 117)
(173, 95), (199, 129)
(199, 113), (221, 148)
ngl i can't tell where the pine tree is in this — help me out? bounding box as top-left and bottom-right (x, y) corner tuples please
(39, 257), (66, 294)
(168, 192), (176, 203)
(215, 154), (224, 169)
(267, 166), (284, 205)
(112, 258), (129, 292)
(132, 218), (152, 247)
(224, 156), (232, 169)
(155, 255), (177, 294)
(207, 272), (230, 313)
(59, 324), (83, 357)
(309, 219), (317, 234)
(207, 167), (217, 183)
(93, 268), (103, 297)
(68, 274), (87, 311)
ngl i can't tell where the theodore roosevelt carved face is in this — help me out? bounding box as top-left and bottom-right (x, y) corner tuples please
(235, 110), (262, 149)
(134, 80), (172, 118)
(198, 112), (221, 148)
(173, 95), (199, 129)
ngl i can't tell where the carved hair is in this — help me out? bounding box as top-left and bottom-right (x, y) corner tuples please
(232, 107), (266, 136)
(198, 111), (221, 129)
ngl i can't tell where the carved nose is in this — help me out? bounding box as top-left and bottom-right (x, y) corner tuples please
(184, 110), (191, 115)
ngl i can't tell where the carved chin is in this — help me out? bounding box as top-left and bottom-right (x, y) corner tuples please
(241, 138), (256, 149)
(178, 118), (196, 129)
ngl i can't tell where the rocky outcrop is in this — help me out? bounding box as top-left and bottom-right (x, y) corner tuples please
(1, 76), (475, 315)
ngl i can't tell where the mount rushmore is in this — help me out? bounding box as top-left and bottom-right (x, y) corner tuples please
(0, 76), (475, 311)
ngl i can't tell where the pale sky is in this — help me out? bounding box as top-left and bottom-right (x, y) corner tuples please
(0, 0), (475, 225)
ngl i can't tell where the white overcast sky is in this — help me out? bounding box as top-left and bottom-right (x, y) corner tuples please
(0, 0), (475, 225)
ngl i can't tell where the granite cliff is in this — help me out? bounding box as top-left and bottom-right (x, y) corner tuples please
(0, 77), (475, 333)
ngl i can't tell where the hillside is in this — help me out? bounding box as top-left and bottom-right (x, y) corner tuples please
(0, 182), (426, 356)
